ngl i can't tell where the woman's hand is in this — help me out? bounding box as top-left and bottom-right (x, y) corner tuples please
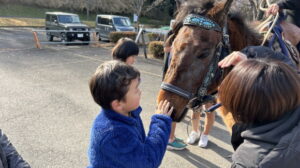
(266, 4), (280, 17)
(156, 100), (173, 117)
(218, 51), (247, 68)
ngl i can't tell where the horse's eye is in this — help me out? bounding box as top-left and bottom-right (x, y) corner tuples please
(197, 52), (210, 59)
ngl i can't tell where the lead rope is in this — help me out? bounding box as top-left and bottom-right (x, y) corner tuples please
(257, 0), (280, 46)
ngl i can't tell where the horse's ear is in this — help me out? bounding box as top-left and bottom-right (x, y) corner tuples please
(223, 0), (234, 15)
(175, 0), (182, 9)
(213, 0), (234, 25)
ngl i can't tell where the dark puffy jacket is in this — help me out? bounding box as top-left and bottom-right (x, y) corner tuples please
(0, 130), (31, 168)
(231, 46), (299, 151)
(241, 46), (297, 69)
(231, 106), (300, 168)
(278, 0), (300, 27)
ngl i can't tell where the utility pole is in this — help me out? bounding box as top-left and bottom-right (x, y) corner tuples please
(86, 0), (90, 20)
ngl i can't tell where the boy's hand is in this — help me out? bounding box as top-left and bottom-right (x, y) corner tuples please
(156, 100), (173, 116)
(266, 4), (280, 17)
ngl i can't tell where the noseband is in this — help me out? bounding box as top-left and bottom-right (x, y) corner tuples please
(161, 14), (231, 107)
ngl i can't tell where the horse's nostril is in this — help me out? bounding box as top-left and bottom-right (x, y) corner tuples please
(179, 108), (189, 122)
(170, 109), (177, 120)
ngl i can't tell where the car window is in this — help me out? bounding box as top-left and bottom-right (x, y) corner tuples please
(51, 15), (57, 22)
(99, 18), (110, 25)
(58, 15), (81, 23)
(113, 17), (131, 27)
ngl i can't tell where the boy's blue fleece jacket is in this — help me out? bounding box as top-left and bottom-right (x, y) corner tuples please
(87, 106), (172, 168)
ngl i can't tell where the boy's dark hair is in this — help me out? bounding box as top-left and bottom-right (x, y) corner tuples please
(89, 60), (140, 109)
(112, 38), (139, 62)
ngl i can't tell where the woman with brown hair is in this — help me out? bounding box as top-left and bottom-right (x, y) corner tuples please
(218, 59), (300, 168)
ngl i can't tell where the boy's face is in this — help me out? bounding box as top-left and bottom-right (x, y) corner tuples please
(125, 55), (137, 65)
(120, 78), (141, 112)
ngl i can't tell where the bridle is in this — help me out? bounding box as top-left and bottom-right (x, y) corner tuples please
(161, 14), (231, 108)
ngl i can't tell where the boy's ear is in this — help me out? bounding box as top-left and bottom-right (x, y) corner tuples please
(111, 99), (123, 112)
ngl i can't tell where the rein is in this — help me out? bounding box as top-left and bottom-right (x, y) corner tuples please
(161, 14), (231, 108)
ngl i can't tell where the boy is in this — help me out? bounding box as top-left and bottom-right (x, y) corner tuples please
(87, 60), (173, 168)
(112, 38), (139, 65)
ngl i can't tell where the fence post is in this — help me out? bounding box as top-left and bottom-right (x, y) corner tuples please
(92, 32), (98, 47)
(141, 30), (147, 59)
(32, 31), (41, 49)
(135, 28), (143, 43)
(135, 26), (147, 59)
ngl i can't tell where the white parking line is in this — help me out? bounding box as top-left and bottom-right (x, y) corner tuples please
(72, 53), (163, 78)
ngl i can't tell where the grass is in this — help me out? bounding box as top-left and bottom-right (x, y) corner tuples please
(0, 4), (96, 21)
(0, 3), (167, 27)
(0, 3), (97, 27)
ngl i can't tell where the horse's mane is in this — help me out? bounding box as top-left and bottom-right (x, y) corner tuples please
(175, 0), (215, 21)
(228, 12), (262, 46)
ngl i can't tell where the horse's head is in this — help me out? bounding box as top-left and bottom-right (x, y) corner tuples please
(157, 0), (234, 121)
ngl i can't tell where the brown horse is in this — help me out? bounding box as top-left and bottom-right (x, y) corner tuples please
(157, 0), (264, 130)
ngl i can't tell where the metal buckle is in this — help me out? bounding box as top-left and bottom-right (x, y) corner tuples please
(223, 34), (230, 45)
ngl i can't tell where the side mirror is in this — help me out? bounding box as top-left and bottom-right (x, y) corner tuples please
(54, 20), (58, 24)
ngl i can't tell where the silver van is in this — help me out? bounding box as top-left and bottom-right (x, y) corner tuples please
(95, 15), (135, 40)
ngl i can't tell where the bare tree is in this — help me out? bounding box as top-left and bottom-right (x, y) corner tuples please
(143, 0), (164, 14)
(128, 0), (146, 22)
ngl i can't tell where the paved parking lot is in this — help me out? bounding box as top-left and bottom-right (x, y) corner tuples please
(0, 28), (233, 168)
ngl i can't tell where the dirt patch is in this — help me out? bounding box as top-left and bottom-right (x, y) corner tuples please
(89, 42), (115, 49)
(0, 17), (44, 26)
(0, 17), (94, 27)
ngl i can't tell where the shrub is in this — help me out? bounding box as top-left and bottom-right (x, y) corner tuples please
(109, 32), (137, 43)
(148, 41), (164, 59)
(147, 33), (161, 41)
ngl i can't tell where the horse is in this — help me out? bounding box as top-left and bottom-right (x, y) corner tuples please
(156, 0), (299, 131)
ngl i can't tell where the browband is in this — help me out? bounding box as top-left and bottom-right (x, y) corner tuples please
(183, 14), (222, 32)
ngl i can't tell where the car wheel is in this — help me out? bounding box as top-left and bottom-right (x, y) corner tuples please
(61, 33), (70, 45)
(83, 38), (90, 45)
(46, 33), (53, 41)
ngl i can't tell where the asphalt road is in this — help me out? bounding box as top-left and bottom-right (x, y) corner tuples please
(0, 28), (233, 168)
